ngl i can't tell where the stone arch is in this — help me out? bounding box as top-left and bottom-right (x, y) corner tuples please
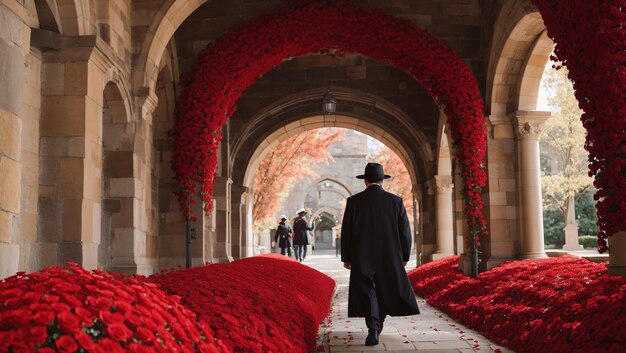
(100, 80), (133, 271)
(134, 0), (208, 93)
(241, 116), (421, 191)
(152, 51), (193, 270)
(55, 0), (88, 35)
(237, 87), (432, 192)
(171, 1), (487, 245)
(34, 0), (62, 32)
(432, 110), (457, 260)
(435, 111), (453, 176)
(301, 177), (352, 227)
(517, 30), (553, 111)
(304, 177), (353, 200)
(487, 1), (548, 116)
(310, 206), (341, 250)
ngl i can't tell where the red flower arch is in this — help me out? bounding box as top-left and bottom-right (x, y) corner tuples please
(531, 0), (625, 251)
(171, 1), (488, 240)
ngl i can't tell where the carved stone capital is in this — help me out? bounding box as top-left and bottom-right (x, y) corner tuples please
(511, 111), (550, 140)
(515, 120), (543, 139)
(434, 175), (453, 193)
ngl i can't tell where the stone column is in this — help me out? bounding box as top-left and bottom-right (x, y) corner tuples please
(213, 176), (233, 262)
(230, 184), (247, 259)
(562, 196), (582, 251)
(479, 114), (518, 272)
(514, 111), (549, 259)
(432, 175), (455, 260)
(0, 2), (28, 279)
(608, 232), (626, 276)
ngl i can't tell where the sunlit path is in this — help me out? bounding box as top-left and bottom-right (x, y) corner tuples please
(306, 250), (515, 353)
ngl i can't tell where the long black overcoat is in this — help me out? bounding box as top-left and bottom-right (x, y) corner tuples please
(293, 218), (312, 245)
(340, 184), (419, 317)
(274, 223), (293, 249)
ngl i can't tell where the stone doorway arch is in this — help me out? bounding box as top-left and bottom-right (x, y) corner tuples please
(232, 88), (433, 259)
(100, 81), (134, 272)
(169, 2), (488, 256)
(484, 2), (556, 269)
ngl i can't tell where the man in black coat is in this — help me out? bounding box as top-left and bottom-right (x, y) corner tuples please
(341, 162), (420, 346)
(272, 215), (293, 257)
(293, 208), (314, 261)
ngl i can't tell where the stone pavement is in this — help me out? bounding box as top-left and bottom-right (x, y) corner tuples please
(305, 249), (515, 353)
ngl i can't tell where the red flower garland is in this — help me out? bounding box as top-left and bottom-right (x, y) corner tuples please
(171, 1), (488, 242)
(530, 0), (626, 251)
(409, 256), (626, 353)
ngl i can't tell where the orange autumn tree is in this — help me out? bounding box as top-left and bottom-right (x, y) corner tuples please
(253, 128), (345, 233)
(372, 145), (414, 220)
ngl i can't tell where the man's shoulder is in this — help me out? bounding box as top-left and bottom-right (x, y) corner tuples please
(385, 190), (403, 202)
(347, 190), (367, 202)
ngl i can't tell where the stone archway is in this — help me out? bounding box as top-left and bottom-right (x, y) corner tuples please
(170, 2), (488, 252)
(432, 111), (456, 260)
(100, 81), (132, 271)
(55, 0), (88, 36)
(133, 0), (209, 94)
(236, 87), (432, 191)
(236, 104), (431, 260)
(482, 3), (554, 269)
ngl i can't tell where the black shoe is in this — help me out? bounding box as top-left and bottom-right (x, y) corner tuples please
(365, 330), (379, 346)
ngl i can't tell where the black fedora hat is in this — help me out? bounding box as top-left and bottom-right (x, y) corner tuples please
(356, 162), (391, 180)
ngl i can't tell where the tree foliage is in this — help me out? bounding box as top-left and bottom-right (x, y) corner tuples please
(540, 63), (592, 216)
(252, 129), (345, 230)
(372, 145), (414, 219)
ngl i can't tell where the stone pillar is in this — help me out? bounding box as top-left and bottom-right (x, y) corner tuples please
(514, 111), (549, 259)
(230, 184), (249, 259)
(412, 192), (422, 266)
(39, 37), (136, 271)
(432, 175), (455, 260)
(0, 2), (27, 279)
(562, 196), (582, 251)
(213, 176), (233, 262)
(480, 115), (517, 272)
(608, 232), (626, 276)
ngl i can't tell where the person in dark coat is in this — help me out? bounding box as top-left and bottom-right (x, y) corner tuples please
(272, 215), (293, 257)
(293, 208), (313, 262)
(341, 162), (420, 346)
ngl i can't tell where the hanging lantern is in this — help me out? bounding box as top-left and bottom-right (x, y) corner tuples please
(322, 89), (336, 115)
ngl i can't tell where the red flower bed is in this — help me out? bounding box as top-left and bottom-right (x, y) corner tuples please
(150, 255), (335, 353)
(409, 256), (626, 353)
(171, 1), (488, 243)
(531, 0), (626, 250)
(0, 263), (221, 353)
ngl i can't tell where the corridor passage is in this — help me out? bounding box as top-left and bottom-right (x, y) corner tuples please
(307, 250), (515, 353)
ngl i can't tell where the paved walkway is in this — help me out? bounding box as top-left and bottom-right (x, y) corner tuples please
(305, 249), (515, 353)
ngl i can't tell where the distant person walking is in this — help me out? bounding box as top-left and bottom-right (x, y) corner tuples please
(341, 162), (419, 346)
(272, 215), (293, 257)
(335, 232), (341, 258)
(293, 208), (314, 262)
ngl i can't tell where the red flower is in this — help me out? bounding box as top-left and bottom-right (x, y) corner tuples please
(97, 338), (124, 353)
(37, 348), (56, 353)
(74, 307), (94, 324)
(135, 326), (155, 343)
(32, 310), (55, 325)
(128, 343), (154, 353)
(55, 335), (78, 353)
(74, 330), (96, 350)
(99, 310), (124, 325)
(106, 323), (133, 341)
(57, 311), (82, 333)
(28, 326), (47, 344)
